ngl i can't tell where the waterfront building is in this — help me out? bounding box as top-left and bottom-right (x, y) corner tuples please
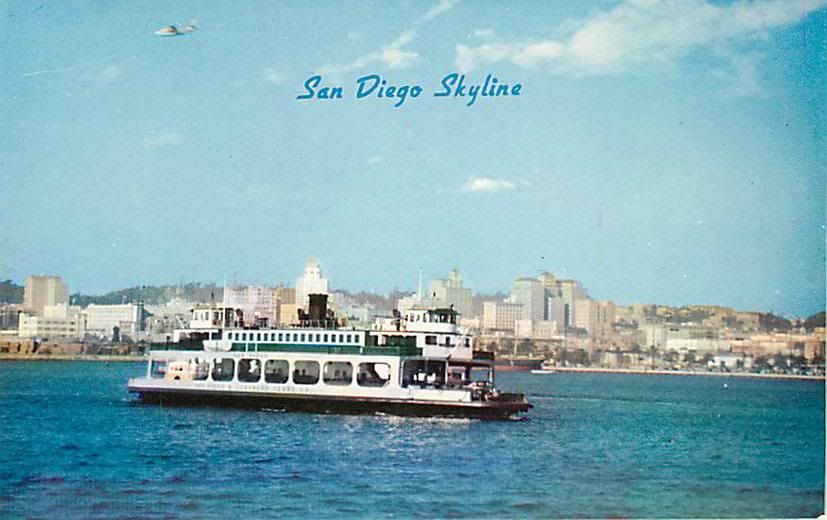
(646, 323), (730, 353)
(514, 319), (559, 339)
(23, 275), (68, 316)
(295, 258), (329, 311)
(84, 303), (148, 339)
(429, 269), (472, 318)
(482, 301), (523, 331)
(18, 306), (85, 339)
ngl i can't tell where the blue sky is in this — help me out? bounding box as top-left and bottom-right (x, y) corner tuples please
(1, 0), (825, 317)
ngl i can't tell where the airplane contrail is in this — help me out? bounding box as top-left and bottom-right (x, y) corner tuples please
(22, 55), (117, 77)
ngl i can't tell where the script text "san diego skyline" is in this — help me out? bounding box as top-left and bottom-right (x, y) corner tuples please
(296, 73), (523, 108)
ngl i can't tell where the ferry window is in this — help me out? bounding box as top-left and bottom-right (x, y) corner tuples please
(315, 334), (321, 342)
(300, 333), (306, 342)
(238, 359), (262, 383)
(150, 359), (168, 379)
(211, 358), (235, 382)
(264, 360), (289, 384)
(192, 358), (209, 381)
(425, 335), (437, 345)
(242, 333), (247, 341)
(465, 338), (471, 347)
(401, 360), (446, 388)
(470, 367), (491, 383)
(293, 361), (319, 385)
(447, 366), (466, 386)
(346, 334), (352, 343)
(323, 334), (328, 342)
(323, 362), (352, 386)
(330, 334), (336, 343)
(292, 333), (298, 341)
(278, 333), (283, 341)
(357, 362), (390, 387)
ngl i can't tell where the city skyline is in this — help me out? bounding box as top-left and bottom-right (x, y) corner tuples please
(4, 261), (825, 320)
(2, 1), (825, 317)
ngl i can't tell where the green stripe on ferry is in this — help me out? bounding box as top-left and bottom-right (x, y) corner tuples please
(231, 343), (422, 356)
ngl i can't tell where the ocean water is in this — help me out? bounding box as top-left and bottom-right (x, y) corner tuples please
(0, 361), (823, 519)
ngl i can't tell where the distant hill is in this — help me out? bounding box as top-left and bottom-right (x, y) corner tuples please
(71, 283), (223, 306)
(758, 312), (792, 331)
(803, 311), (826, 331)
(0, 280), (23, 304)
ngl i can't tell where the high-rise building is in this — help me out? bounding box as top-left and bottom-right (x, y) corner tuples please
(510, 277), (545, 322)
(295, 258), (329, 311)
(429, 269), (472, 317)
(554, 279), (586, 329)
(23, 275), (68, 316)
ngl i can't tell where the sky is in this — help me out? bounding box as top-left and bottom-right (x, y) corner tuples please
(0, 0), (825, 317)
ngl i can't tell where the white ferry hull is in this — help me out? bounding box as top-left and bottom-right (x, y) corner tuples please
(129, 383), (531, 420)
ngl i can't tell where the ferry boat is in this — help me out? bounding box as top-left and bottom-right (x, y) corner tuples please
(128, 295), (532, 420)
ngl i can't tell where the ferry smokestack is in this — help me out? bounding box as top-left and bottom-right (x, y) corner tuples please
(308, 294), (328, 323)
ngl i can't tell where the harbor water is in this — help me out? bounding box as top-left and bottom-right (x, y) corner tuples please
(0, 361), (823, 518)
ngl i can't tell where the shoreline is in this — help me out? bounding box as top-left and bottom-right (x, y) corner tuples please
(0, 354), (823, 381)
(0, 354), (145, 362)
(545, 366), (825, 381)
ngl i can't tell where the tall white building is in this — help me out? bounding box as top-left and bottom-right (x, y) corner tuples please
(295, 258), (329, 311)
(24, 275), (69, 316)
(429, 269), (472, 317)
(510, 277), (545, 322)
(550, 279), (586, 329)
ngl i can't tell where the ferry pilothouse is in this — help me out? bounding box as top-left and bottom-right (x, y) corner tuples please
(128, 295), (532, 419)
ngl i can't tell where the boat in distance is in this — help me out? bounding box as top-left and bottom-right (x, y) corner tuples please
(128, 295), (532, 420)
(531, 360), (557, 374)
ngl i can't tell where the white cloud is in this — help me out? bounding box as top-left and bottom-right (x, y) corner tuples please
(461, 177), (515, 193)
(472, 28), (496, 40)
(319, 0), (460, 75)
(263, 66), (286, 85)
(144, 132), (182, 149)
(455, 0), (827, 77)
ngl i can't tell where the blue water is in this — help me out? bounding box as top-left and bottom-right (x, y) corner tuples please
(0, 362), (823, 518)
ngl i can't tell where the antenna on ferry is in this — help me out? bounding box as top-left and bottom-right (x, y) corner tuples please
(222, 272), (228, 307)
(417, 268), (423, 305)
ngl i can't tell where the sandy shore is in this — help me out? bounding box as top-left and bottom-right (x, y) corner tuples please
(546, 366), (825, 381)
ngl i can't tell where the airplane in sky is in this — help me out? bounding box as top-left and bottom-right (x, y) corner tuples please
(155, 22), (196, 37)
